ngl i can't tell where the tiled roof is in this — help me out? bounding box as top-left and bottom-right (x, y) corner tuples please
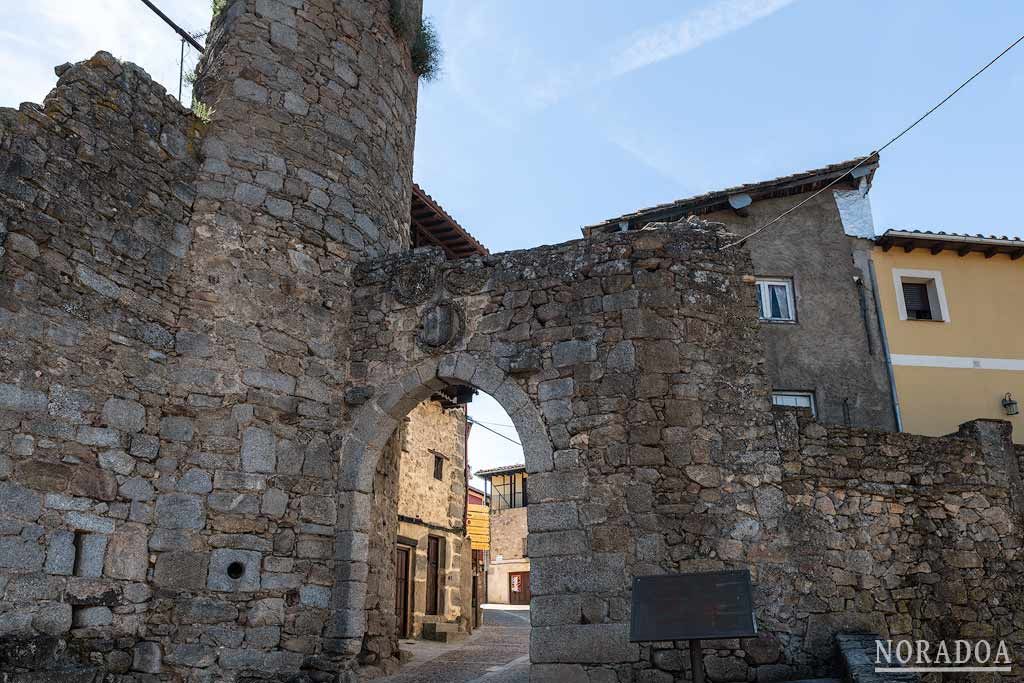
(880, 229), (1022, 243)
(411, 183), (489, 259)
(474, 463), (526, 478)
(877, 229), (1024, 259)
(583, 156), (877, 235)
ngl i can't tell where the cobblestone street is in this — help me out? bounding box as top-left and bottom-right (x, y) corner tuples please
(376, 608), (531, 683)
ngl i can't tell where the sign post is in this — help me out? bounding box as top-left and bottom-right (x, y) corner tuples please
(629, 570), (757, 682)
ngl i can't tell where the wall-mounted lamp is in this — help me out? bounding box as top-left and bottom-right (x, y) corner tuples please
(1002, 393), (1019, 416)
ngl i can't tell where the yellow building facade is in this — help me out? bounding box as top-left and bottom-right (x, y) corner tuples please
(872, 230), (1024, 442)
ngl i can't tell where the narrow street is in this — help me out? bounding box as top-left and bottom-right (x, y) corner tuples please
(376, 608), (531, 683)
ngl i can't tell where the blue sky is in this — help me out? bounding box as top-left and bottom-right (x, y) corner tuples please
(415, 0), (1024, 251)
(4, 0), (1023, 480)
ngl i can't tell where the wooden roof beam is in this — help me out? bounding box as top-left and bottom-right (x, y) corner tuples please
(412, 223), (457, 256)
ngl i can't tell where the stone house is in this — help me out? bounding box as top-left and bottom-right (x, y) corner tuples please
(584, 158), (899, 432)
(476, 465), (530, 605)
(393, 396), (472, 640)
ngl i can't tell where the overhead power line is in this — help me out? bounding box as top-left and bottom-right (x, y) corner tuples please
(138, 0), (206, 52)
(719, 30), (1024, 251)
(471, 418), (517, 429)
(467, 417), (522, 447)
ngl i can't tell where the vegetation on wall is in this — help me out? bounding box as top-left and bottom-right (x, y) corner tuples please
(388, 0), (442, 81)
(211, 0), (227, 19)
(191, 99), (214, 124)
(410, 18), (441, 81)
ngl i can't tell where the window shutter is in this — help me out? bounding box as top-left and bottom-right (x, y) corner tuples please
(902, 282), (931, 319)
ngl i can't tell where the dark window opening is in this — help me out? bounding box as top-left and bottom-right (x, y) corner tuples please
(433, 454), (444, 480)
(902, 282), (933, 320)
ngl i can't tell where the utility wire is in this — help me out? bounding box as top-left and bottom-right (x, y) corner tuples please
(138, 0), (206, 52)
(720, 31), (1024, 251)
(467, 417), (522, 447)
(471, 419), (517, 429)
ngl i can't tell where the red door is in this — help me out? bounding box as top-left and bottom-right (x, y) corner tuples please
(509, 571), (530, 605)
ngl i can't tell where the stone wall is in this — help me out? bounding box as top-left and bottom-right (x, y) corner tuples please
(0, 0), (424, 678)
(192, 0), (420, 260)
(487, 506), (529, 604)
(339, 223), (1024, 681)
(338, 222), (782, 677)
(490, 506), (527, 561)
(397, 400), (467, 529)
(1, 51), (203, 677)
(363, 421), (402, 669)
(767, 413), (1024, 678)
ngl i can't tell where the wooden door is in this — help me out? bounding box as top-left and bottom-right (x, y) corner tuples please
(426, 536), (441, 615)
(509, 571), (530, 605)
(471, 575), (479, 629)
(395, 547), (411, 637)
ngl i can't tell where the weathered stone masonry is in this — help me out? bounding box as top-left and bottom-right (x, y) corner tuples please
(395, 401), (471, 637)
(342, 226), (1024, 681)
(2, 0), (1023, 680)
(2, 0), (422, 678)
(1, 50), (205, 676)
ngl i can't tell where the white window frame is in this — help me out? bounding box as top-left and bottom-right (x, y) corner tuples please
(755, 277), (796, 323)
(891, 268), (950, 323)
(772, 391), (817, 416)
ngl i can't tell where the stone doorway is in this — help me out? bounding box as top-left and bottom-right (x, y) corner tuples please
(331, 355), (550, 674)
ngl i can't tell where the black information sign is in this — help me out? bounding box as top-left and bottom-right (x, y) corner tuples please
(629, 570), (757, 642)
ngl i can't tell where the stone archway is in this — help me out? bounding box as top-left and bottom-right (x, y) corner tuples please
(330, 354), (552, 658)
(326, 225), (781, 679)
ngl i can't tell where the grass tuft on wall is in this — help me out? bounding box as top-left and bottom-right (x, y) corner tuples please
(389, 0), (442, 81)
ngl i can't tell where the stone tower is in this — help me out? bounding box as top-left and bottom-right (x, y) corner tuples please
(192, 0), (420, 259)
(0, 0), (424, 678)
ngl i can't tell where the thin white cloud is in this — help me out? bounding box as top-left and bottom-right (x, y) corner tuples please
(610, 0), (797, 77)
(440, 0), (797, 124)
